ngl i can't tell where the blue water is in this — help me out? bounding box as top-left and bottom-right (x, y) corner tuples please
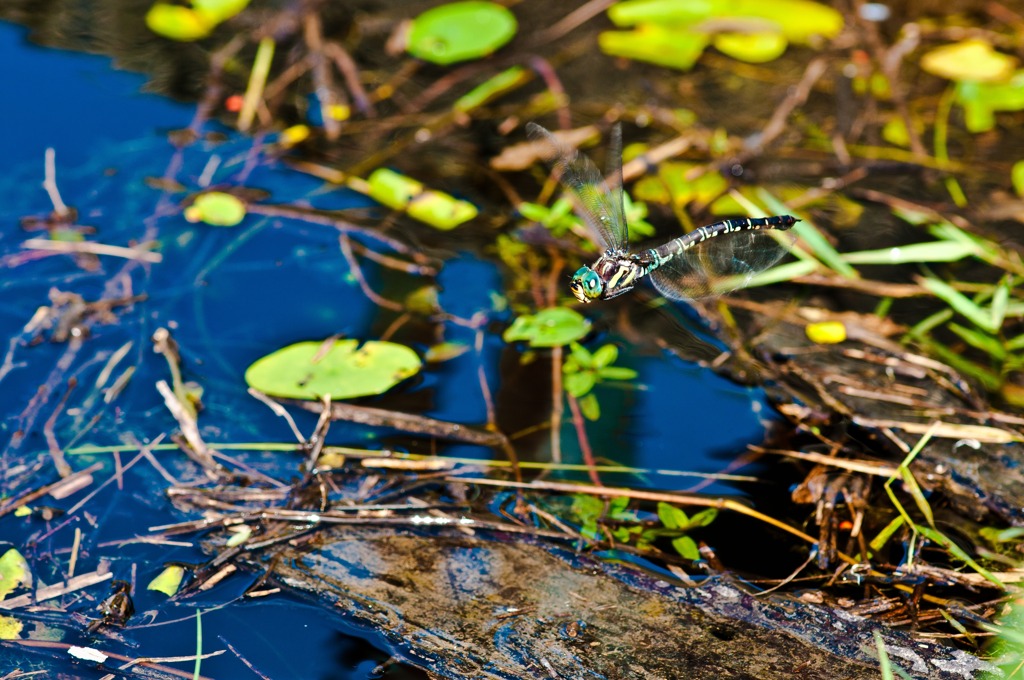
(0, 19), (775, 678)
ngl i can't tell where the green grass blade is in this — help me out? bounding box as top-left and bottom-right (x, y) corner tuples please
(754, 187), (859, 277)
(918, 276), (998, 333)
(841, 240), (977, 265)
(948, 322), (1006, 361)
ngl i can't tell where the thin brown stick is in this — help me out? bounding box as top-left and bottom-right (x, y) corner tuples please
(566, 394), (601, 486)
(338, 234), (405, 311)
(296, 400), (510, 448)
(0, 462), (102, 518)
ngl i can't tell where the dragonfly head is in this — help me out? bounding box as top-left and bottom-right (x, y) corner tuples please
(570, 266), (603, 303)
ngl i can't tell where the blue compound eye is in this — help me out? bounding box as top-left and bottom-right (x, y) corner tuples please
(570, 267), (603, 302)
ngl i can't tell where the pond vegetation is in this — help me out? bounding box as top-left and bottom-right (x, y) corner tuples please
(2, 0), (1024, 677)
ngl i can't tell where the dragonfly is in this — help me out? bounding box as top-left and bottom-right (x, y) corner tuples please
(526, 122), (798, 304)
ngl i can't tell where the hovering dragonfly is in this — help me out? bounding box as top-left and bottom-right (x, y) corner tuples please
(526, 122), (798, 304)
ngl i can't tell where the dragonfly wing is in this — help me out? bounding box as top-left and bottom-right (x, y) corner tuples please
(527, 123), (628, 252)
(648, 230), (792, 301)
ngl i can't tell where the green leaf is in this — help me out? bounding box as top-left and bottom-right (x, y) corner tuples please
(608, 0), (842, 44)
(688, 508), (718, 528)
(597, 366), (637, 381)
(592, 344), (619, 368)
(367, 168), (423, 209)
(407, 1), (517, 65)
(918, 276), (998, 334)
(840, 240), (977, 265)
(608, 496), (634, 520)
(425, 342), (471, 363)
(633, 161), (729, 208)
(713, 32), (788, 63)
(572, 493), (604, 522)
(454, 66), (529, 113)
(578, 392), (601, 420)
(0, 614), (23, 640)
(955, 72), (1024, 133)
(569, 341), (594, 366)
(405, 285), (440, 314)
(503, 307), (591, 347)
(599, 25), (708, 71)
(917, 525), (1005, 589)
(1013, 160), (1024, 198)
(920, 39), (1016, 83)
(948, 322), (1006, 361)
(0, 549), (32, 600)
(147, 565), (185, 597)
(406, 190), (478, 230)
(657, 502), (689, 530)
(564, 371), (597, 398)
(184, 192), (247, 227)
(244, 339), (422, 400)
(145, 3), (216, 41)
(366, 169), (477, 230)
(192, 0), (250, 22)
(671, 535), (700, 560)
(50, 228), (85, 243)
(868, 515), (905, 555)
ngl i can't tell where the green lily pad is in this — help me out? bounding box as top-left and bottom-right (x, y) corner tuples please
(145, 4), (216, 41)
(0, 549), (31, 601)
(921, 39), (1016, 83)
(503, 307), (591, 348)
(407, 1), (517, 65)
(608, 0), (842, 44)
(147, 565), (185, 596)
(245, 339), (422, 400)
(184, 191), (247, 227)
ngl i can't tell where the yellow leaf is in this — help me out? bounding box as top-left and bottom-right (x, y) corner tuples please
(806, 321), (847, 344)
(920, 40), (1016, 83)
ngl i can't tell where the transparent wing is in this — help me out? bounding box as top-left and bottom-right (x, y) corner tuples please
(649, 230), (792, 301)
(526, 122), (628, 252)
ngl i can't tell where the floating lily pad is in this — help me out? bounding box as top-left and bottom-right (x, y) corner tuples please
(245, 339), (422, 400)
(407, 1), (517, 65)
(147, 565), (185, 596)
(184, 191), (247, 227)
(0, 548), (31, 600)
(920, 40), (1016, 83)
(503, 308), (591, 348)
(607, 0), (842, 44)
